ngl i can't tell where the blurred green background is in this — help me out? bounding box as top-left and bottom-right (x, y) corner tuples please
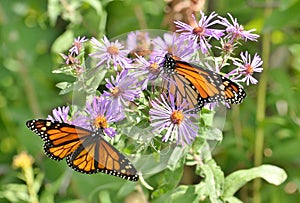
(1, 0), (300, 202)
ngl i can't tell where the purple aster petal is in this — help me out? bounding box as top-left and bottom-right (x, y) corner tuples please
(89, 36), (131, 70)
(47, 106), (69, 123)
(130, 56), (163, 90)
(175, 11), (224, 54)
(69, 36), (88, 56)
(218, 13), (259, 42)
(149, 94), (199, 146)
(82, 96), (123, 137)
(233, 51), (263, 85)
(103, 69), (141, 115)
(152, 33), (197, 60)
(47, 106), (90, 129)
(104, 127), (117, 138)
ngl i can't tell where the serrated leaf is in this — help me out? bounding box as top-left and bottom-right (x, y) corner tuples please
(223, 164), (287, 197)
(195, 159), (224, 203)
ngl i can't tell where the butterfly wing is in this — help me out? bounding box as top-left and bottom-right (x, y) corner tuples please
(222, 77), (246, 104)
(66, 129), (139, 181)
(26, 119), (92, 160)
(162, 54), (246, 111)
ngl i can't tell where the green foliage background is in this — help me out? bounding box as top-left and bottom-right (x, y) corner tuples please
(0, 0), (300, 202)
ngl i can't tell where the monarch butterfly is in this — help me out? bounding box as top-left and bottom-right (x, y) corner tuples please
(161, 53), (246, 112)
(26, 119), (139, 181)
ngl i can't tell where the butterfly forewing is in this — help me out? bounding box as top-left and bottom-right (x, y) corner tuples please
(26, 119), (91, 160)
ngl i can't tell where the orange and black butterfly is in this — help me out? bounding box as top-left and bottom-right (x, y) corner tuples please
(161, 53), (246, 112)
(26, 119), (138, 181)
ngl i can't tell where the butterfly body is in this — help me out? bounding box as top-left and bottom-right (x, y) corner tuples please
(26, 119), (138, 181)
(161, 53), (246, 111)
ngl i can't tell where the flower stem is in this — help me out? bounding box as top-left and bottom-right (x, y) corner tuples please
(24, 167), (39, 203)
(253, 1), (273, 202)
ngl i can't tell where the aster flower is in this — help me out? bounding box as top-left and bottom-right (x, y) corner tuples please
(175, 11), (224, 54)
(47, 106), (90, 129)
(149, 94), (199, 146)
(69, 36), (88, 56)
(89, 36), (131, 70)
(234, 51), (263, 85)
(131, 55), (163, 90)
(215, 38), (238, 56)
(218, 13), (259, 42)
(127, 31), (152, 57)
(103, 69), (141, 115)
(83, 97), (123, 137)
(151, 33), (197, 60)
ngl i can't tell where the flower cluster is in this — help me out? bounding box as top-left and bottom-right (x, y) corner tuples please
(50, 11), (263, 146)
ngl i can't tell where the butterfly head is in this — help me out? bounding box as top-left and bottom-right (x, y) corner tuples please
(162, 53), (177, 73)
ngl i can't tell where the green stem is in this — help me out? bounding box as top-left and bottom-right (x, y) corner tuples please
(24, 167), (39, 203)
(253, 1), (273, 202)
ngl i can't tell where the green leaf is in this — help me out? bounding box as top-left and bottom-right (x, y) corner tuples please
(40, 171), (70, 203)
(0, 183), (29, 202)
(56, 82), (70, 90)
(51, 30), (74, 54)
(98, 190), (111, 203)
(84, 68), (107, 93)
(152, 185), (197, 203)
(33, 171), (44, 194)
(223, 164), (287, 198)
(195, 159), (224, 203)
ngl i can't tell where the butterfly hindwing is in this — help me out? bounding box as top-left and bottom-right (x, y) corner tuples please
(66, 129), (138, 181)
(221, 77), (246, 104)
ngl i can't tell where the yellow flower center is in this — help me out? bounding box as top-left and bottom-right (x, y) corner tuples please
(193, 26), (206, 37)
(245, 64), (254, 75)
(107, 45), (119, 55)
(223, 43), (233, 53)
(170, 110), (184, 124)
(149, 62), (159, 74)
(111, 86), (123, 97)
(94, 115), (108, 129)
